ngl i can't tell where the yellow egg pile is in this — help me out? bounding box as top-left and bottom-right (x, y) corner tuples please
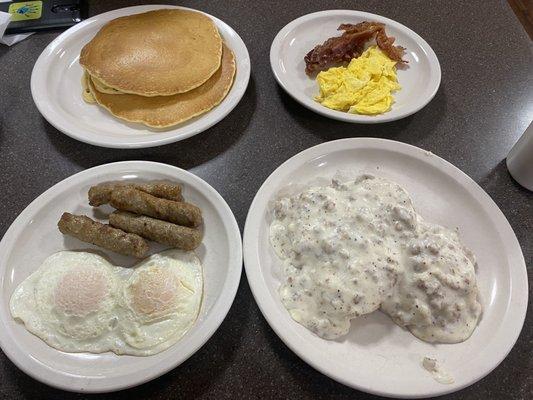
(315, 46), (401, 115)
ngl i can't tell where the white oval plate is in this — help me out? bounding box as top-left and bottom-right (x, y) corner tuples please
(31, 5), (251, 149)
(0, 161), (242, 392)
(270, 10), (441, 123)
(243, 138), (527, 398)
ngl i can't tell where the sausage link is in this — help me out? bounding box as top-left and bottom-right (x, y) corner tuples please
(136, 182), (183, 202)
(109, 211), (202, 250)
(57, 212), (149, 258)
(88, 181), (183, 206)
(109, 188), (202, 228)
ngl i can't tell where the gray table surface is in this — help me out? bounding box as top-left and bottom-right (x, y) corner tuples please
(0, 0), (531, 399)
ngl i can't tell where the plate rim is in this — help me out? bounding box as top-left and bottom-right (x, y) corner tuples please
(242, 137), (528, 398)
(269, 9), (442, 124)
(0, 161), (243, 393)
(30, 4), (251, 149)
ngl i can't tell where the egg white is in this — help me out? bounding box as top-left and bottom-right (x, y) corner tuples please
(10, 249), (203, 356)
(119, 250), (203, 355)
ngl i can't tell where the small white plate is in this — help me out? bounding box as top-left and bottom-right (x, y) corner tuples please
(0, 161), (242, 392)
(270, 10), (441, 123)
(31, 5), (251, 149)
(243, 138), (527, 398)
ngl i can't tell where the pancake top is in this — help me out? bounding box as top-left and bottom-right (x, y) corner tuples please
(80, 9), (223, 96)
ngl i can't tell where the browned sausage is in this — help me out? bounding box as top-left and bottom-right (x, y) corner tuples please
(136, 181), (183, 202)
(57, 212), (149, 258)
(109, 211), (203, 250)
(109, 188), (202, 228)
(88, 183), (117, 206)
(88, 181), (183, 206)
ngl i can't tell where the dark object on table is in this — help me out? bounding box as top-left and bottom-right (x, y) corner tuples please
(507, 0), (533, 40)
(0, 0), (88, 35)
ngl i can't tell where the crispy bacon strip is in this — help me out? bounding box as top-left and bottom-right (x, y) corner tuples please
(304, 21), (407, 74)
(376, 29), (406, 63)
(337, 21), (384, 34)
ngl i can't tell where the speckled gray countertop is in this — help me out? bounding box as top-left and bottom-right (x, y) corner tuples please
(0, 0), (531, 399)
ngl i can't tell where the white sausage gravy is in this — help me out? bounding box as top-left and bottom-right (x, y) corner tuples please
(269, 175), (481, 342)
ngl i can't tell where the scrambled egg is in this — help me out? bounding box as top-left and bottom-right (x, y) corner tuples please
(315, 46), (401, 115)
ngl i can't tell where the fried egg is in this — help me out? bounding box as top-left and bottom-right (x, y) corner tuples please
(119, 250), (203, 354)
(10, 249), (203, 356)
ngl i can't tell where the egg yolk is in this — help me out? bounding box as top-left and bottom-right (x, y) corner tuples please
(54, 266), (108, 316)
(314, 46), (401, 115)
(129, 267), (180, 317)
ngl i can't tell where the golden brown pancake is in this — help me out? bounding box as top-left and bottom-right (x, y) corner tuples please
(90, 74), (124, 94)
(81, 72), (96, 103)
(80, 9), (222, 96)
(87, 44), (236, 128)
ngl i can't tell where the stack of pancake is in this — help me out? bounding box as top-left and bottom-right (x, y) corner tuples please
(80, 9), (236, 129)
